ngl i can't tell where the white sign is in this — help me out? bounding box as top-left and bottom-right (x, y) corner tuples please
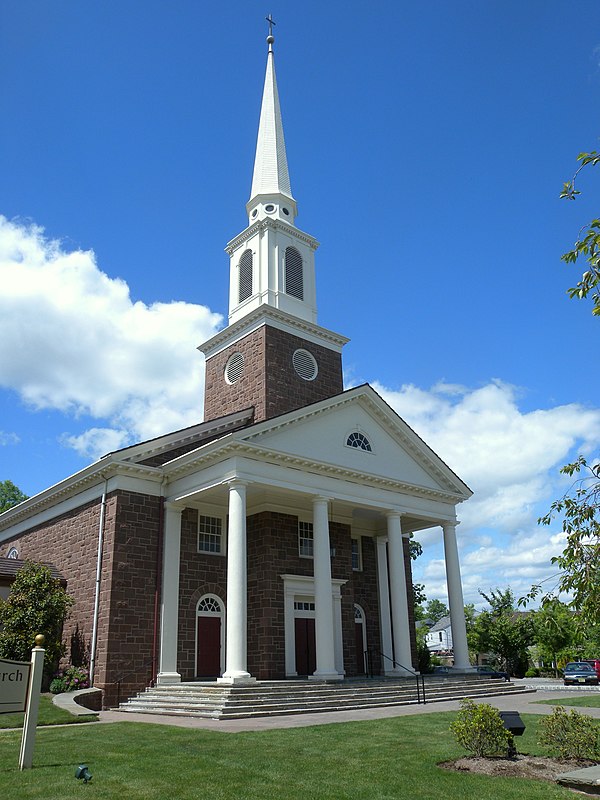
(0, 658), (31, 714)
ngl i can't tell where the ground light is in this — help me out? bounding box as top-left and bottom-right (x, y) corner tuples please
(499, 711), (526, 758)
(75, 764), (92, 783)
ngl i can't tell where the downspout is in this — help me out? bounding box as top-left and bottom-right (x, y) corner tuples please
(151, 479), (167, 686)
(89, 474), (108, 685)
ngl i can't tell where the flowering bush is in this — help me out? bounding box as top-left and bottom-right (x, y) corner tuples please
(49, 665), (90, 694)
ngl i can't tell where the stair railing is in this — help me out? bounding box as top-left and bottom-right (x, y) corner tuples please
(367, 649), (426, 704)
(110, 657), (155, 706)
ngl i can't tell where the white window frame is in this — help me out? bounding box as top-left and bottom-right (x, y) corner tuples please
(197, 514), (226, 556)
(351, 536), (362, 571)
(298, 520), (314, 559)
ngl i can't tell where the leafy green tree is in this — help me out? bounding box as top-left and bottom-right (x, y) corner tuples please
(0, 479), (28, 513)
(468, 588), (534, 677)
(532, 598), (574, 675)
(424, 599), (449, 624)
(560, 150), (600, 316)
(0, 561), (74, 674)
(532, 456), (600, 626)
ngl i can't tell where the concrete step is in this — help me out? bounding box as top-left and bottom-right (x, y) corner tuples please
(118, 677), (534, 720)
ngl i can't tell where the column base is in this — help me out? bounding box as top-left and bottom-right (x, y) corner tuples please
(309, 671), (343, 681)
(387, 668), (419, 678)
(156, 671), (182, 685)
(217, 673), (256, 685)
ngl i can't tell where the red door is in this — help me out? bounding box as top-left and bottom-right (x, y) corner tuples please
(295, 618), (316, 676)
(355, 622), (366, 674)
(197, 617), (221, 677)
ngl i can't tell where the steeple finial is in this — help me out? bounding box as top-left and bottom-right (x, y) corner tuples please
(266, 14), (275, 49)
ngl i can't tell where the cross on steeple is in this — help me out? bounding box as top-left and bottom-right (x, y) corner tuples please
(266, 14), (276, 38)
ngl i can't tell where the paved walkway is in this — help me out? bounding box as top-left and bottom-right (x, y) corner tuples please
(99, 686), (600, 733)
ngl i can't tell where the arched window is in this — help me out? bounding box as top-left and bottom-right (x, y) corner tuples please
(346, 432), (372, 452)
(284, 246), (303, 300)
(238, 250), (253, 302)
(7, 547), (19, 559)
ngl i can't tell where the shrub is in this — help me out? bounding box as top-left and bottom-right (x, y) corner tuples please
(538, 706), (600, 760)
(450, 698), (513, 757)
(524, 668), (540, 677)
(49, 665), (90, 694)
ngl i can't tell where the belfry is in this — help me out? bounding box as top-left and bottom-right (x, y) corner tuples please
(0, 25), (473, 705)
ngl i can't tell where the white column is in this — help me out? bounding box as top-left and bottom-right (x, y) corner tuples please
(376, 536), (394, 675)
(219, 481), (255, 683)
(387, 512), (414, 675)
(157, 503), (183, 684)
(311, 496), (341, 680)
(443, 521), (472, 671)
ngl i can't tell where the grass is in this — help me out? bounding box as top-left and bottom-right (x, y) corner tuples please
(0, 712), (582, 800)
(533, 693), (600, 708)
(0, 694), (97, 729)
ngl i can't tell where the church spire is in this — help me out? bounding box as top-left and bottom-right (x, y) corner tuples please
(246, 18), (297, 226)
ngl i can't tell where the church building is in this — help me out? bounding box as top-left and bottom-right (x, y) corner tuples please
(0, 29), (473, 707)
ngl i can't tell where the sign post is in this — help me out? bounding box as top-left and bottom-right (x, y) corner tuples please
(18, 635), (45, 770)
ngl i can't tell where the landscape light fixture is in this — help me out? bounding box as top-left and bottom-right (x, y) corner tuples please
(499, 711), (526, 758)
(75, 764), (92, 783)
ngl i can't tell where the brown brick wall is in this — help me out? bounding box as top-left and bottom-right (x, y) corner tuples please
(0, 490), (163, 708)
(203, 324), (344, 423)
(0, 495), (115, 684)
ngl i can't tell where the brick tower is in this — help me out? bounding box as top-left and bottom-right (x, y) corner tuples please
(199, 29), (348, 424)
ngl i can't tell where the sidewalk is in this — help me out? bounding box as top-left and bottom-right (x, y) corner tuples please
(99, 687), (600, 733)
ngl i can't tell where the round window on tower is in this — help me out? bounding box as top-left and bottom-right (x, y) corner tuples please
(251, 209), (258, 219)
(265, 204), (275, 213)
(282, 207), (290, 216)
(224, 352), (245, 385)
(292, 349), (318, 381)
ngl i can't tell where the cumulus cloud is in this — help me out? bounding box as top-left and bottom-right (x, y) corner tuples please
(375, 379), (600, 533)
(0, 215), (222, 458)
(380, 379), (600, 605)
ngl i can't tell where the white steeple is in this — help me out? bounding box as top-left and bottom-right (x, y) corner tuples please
(226, 23), (320, 327)
(246, 27), (297, 226)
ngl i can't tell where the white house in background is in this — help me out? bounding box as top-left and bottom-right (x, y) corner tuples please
(426, 615), (453, 653)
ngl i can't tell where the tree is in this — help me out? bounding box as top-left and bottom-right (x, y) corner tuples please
(532, 598), (575, 675)
(0, 479), (28, 513)
(560, 150), (600, 316)
(424, 599), (449, 624)
(468, 588), (534, 676)
(532, 456), (600, 626)
(0, 561), (73, 674)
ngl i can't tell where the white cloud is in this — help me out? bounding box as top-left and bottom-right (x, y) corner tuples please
(0, 216), (222, 458)
(375, 379), (600, 534)
(0, 431), (20, 446)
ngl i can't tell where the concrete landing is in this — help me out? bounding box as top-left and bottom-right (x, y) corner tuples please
(556, 764), (600, 794)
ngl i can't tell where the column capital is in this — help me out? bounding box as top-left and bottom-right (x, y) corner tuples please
(313, 495), (332, 504)
(385, 509), (403, 520)
(227, 479), (250, 489)
(442, 520), (460, 534)
(163, 501), (184, 514)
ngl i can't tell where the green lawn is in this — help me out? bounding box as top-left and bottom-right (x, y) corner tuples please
(534, 693), (600, 708)
(0, 695), (97, 729)
(0, 712), (581, 800)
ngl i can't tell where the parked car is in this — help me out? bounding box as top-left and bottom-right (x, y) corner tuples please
(563, 662), (599, 686)
(475, 665), (510, 681)
(432, 665), (452, 675)
(582, 659), (600, 680)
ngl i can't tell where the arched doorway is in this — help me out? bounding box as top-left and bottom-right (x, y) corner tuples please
(196, 594), (224, 678)
(354, 604), (367, 675)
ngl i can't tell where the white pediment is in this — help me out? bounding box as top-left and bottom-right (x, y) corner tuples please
(236, 388), (469, 499)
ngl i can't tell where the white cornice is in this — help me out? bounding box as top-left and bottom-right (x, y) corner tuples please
(198, 305), (349, 358)
(225, 217), (319, 254)
(0, 459), (162, 535)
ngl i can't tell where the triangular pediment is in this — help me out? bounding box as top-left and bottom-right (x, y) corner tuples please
(233, 386), (471, 500)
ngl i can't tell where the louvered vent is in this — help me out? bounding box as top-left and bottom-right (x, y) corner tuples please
(292, 349), (318, 381)
(225, 352), (245, 384)
(239, 250), (253, 302)
(284, 246), (303, 300)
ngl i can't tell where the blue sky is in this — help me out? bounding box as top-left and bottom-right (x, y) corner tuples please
(1, 1), (599, 607)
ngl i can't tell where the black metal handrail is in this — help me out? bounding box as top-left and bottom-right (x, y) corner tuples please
(366, 649), (426, 704)
(110, 657), (155, 706)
